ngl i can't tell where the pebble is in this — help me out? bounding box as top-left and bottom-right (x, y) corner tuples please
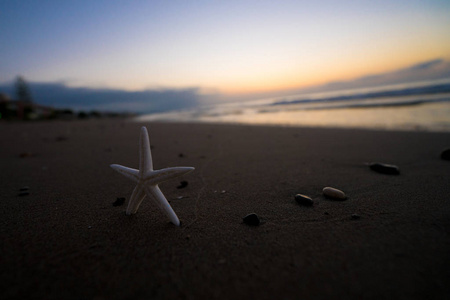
(323, 187), (347, 200)
(441, 149), (450, 160)
(18, 191), (30, 197)
(369, 162), (400, 175)
(55, 136), (68, 142)
(113, 197), (125, 206)
(351, 214), (361, 220)
(294, 194), (313, 206)
(177, 181), (188, 189)
(243, 213), (260, 226)
(19, 186), (29, 192)
(19, 152), (33, 158)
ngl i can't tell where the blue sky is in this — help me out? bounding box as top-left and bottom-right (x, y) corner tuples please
(1, 0), (450, 110)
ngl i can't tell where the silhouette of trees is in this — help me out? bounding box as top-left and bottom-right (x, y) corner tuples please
(15, 76), (33, 102)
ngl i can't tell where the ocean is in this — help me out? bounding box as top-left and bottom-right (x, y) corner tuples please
(135, 79), (450, 132)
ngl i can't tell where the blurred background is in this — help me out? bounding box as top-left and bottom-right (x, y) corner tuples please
(1, 0), (450, 130)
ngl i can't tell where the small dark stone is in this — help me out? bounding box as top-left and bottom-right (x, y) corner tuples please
(18, 191), (30, 197)
(369, 162), (400, 175)
(113, 197), (125, 206)
(55, 136), (68, 142)
(177, 181), (188, 189)
(178, 153), (185, 158)
(351, 214), (361, 220)
(324, 212), (329, 215)
(243, 213), (260, 226)
(295, 194), (313, 206)
(19, 152), (33, 158)
(19, 186), (29, 192)
(441, 149), (450, 160)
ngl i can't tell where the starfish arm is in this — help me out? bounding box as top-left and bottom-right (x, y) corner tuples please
(110, 164), (139, 182)
(139, 126), (153, 175)
(144, 167), (195, 185)
(126, 184), (146, 215)
(145, 185), (180, 226)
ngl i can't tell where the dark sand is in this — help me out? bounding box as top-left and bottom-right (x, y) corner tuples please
(1, 120), (449, 299)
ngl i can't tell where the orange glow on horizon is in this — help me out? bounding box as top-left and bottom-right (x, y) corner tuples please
(217, 50), (450, 96)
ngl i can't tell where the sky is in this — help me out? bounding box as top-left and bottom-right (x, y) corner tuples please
(1, 0), (450, 110)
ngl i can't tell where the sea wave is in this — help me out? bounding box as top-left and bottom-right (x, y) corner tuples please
(134, 79), (450, 132)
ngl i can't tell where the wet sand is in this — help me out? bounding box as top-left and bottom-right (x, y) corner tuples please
(1, 120), (449, 299)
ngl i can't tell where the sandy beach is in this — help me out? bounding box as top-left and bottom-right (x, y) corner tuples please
(1, 119), (449, 299)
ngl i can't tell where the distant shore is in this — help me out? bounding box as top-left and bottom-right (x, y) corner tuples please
(135, 100), (450, 132)
(1, 120), (449, 299)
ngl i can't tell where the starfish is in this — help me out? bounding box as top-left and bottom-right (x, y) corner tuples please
(110, 126), (194, 226)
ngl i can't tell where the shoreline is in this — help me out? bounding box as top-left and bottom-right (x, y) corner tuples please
(133, 101), (450, 133)
(1, 120), (449, 299)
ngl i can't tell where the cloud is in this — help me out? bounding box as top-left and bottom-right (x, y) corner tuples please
(0, 81), (201, 113)
(199, 58), (450, 104)
(407, 59), (444, 71)
(305, 58), (450, 93)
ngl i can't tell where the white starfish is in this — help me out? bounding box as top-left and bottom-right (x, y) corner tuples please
(110, 126), (194, 226)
